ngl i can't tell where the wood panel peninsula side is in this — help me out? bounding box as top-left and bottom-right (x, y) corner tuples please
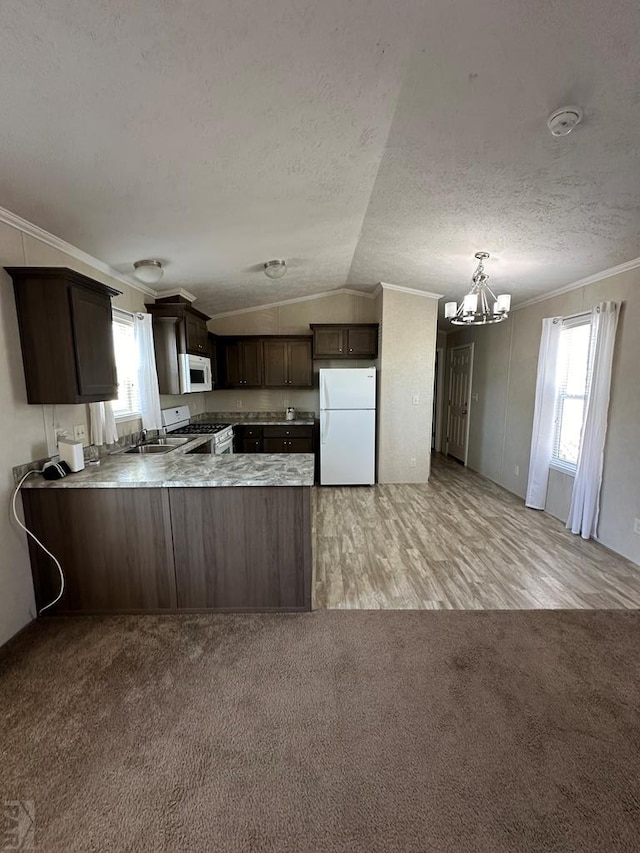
(21, 442), (313, 614)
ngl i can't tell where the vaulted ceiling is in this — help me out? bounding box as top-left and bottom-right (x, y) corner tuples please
(1, 0), (639, 317)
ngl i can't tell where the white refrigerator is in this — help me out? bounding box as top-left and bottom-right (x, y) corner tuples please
(320, 368), (376, 485)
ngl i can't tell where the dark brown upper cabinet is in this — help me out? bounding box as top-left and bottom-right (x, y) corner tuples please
(263, 338), (312, 387)
(222, 339), (263, 387)
(184, 311), (209, 355)
(310, 324), (378, 359)
(146, 298), (210, 356)
(8, 267), (120, 404)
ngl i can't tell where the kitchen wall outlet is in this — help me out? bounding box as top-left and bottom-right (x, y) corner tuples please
(410, 457), (416, 468)
(634, 518), (640, 536)
(236, 399), (243, 408)
(73, 424), (87, 442)
(514, 464), (520, 477)
(283, 398), (289, 407)
(412, 394), (419, 406)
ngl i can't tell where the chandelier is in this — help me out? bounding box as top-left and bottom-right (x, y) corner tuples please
(445, 252), (511, 325)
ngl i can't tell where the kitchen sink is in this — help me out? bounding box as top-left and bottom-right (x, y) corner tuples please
(125, 444), (174, 454)
(124, 436), (189, 455)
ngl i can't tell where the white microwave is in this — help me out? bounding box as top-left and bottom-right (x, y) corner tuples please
(179, 353), (213, 394)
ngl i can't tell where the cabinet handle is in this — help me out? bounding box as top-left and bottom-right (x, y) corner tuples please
(349, 348), (353, 352)
(339, 348), (343, 352)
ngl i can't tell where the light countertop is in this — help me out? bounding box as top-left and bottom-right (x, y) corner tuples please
(195, 412), (315, 427)
(22, 436), (314, 489)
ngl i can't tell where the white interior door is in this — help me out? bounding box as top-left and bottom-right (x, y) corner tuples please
(320, 409), (375, 485)
(447, 344), (474, 464)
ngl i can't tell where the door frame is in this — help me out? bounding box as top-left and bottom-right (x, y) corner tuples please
(446, 342), (474, 466)
(433, 347), (445, 452)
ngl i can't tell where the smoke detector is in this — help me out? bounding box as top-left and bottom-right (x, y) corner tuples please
(547, 106), (583, 137)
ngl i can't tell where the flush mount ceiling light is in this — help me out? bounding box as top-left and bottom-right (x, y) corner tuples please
(133, 259), (164, 285)
(547, 105), (583, 137)
(263, 259), (287, 279)
(445, 252), (511, 326)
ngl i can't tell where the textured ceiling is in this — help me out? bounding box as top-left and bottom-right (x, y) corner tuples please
(0, 0), (639, 317)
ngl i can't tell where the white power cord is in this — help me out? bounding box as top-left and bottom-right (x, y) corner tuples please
(12, 469), (65, 614)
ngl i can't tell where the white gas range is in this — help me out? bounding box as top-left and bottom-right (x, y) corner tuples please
(161, 406), (234, 455)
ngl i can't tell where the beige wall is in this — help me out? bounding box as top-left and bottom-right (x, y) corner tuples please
(378, 288), (438, 484)
(205, 292), (378, 414)
(0, 220), (149, 645)
(447, 267), (640, 564)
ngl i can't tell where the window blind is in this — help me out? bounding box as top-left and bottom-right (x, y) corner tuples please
(111, 312), (141, 420)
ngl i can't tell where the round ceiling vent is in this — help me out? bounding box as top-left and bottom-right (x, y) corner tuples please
(547, 106), (583, 137)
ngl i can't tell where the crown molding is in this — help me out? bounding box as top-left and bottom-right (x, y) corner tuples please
(207, 287), (377, 320)
(513, 255), (640, 311)
(379, 281), (443, 300)
(0, 204), (158, 298)
(154, 287), (199, 303)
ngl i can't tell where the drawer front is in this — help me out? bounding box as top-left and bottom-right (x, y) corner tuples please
(264, 437), (314, 454)
(262, 425), (313, 439)
(234, 425), (264, 439)
(237, 438), (263, 453)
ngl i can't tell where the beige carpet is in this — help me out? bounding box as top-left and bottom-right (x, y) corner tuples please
(1, 611), (640, 852)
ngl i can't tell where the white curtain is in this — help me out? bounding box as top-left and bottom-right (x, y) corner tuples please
(89, 401), (118, 446)
(566, 301), (619, 539)
(134, 313), (162, 431)
(525, 317), (562, 509)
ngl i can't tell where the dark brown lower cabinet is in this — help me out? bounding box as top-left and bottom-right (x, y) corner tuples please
(263, 437), (313, 453)
(237, 438), (263, 453)
(22, 485), (312, 614)
(169, 487), (311, 610)
(22, 489), (176, 613)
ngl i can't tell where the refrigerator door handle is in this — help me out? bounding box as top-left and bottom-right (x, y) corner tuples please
(320, 372), (327, 411)
(321, 411), (329, 445)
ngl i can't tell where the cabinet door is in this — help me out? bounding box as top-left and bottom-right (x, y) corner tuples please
(185, 314), (208, 355)
(263, 340), (288, 386)
(313, 327), (344, 357)
(69, 285), (118, 399)
(241, 340), (263, 386)
(263, 437), (287, 453)
(287, 340), (313, 386)
(346, 326), (378, 358)
(223, 342), (242, 387)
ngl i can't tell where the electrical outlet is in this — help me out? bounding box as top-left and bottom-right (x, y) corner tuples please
(634, 518), (640, 536)
(410, 457), (417, 468)
(236, 399), (243, 408)
(514, 464), (520, 477)
(412, 394), (419, 406)
(73, 424), (86, 442)
(283, 398), (289, 407)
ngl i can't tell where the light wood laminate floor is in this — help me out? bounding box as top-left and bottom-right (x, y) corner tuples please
(313, 454), (640, 609)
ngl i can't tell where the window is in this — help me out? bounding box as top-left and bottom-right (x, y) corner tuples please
(111, 312), (141, 420)
(551, 317), (593, 471)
